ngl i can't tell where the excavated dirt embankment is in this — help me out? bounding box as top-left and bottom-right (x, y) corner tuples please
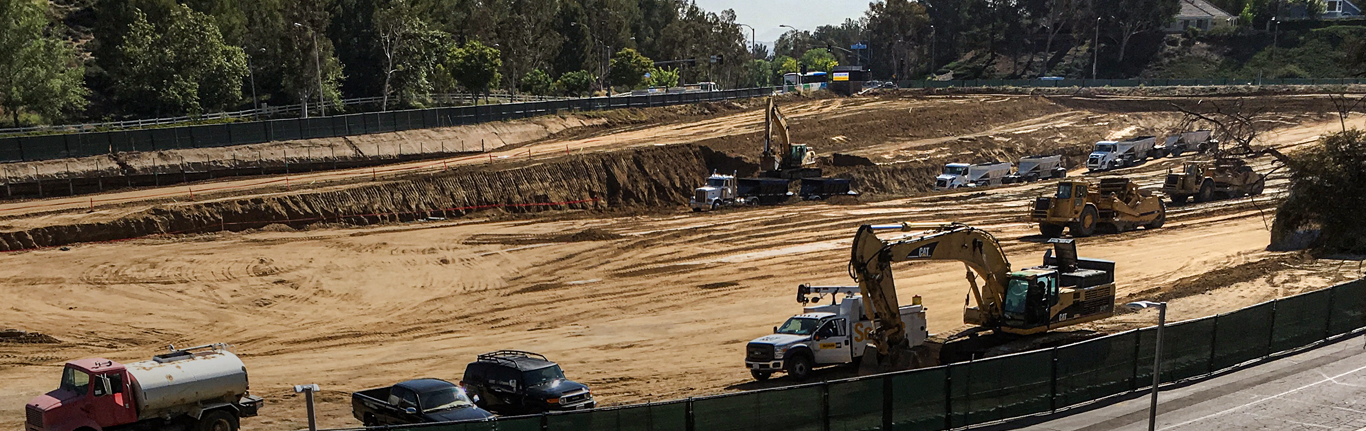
(0, 145), (711, 251)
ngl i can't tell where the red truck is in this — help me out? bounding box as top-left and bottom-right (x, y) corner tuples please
(25, 344), (263, 431)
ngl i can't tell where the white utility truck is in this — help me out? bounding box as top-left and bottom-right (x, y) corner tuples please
(1158, 130), (1216, 157)
(1004, 155), (1066, 183)
(744, 285), (928, 381)
(1086, 136), (1158, 171)
(934, 162), (1012, 190)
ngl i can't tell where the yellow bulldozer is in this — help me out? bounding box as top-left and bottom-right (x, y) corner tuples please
(1029, 178), (1166, 238)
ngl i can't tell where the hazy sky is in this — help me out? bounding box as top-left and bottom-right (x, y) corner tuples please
(690, 0), (869, 47)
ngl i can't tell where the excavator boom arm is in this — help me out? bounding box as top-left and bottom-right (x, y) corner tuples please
(849, 223), (1013, 353)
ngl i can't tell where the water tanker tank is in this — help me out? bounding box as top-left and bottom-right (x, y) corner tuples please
(126, 347), (249, 420)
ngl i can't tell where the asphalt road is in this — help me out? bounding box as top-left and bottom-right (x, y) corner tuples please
(988, 332), (1366, 431)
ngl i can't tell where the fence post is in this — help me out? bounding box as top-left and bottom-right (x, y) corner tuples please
(882, 375), (893, 431)
(540, 412), (548, 431)
(1049, 347), (1059, 413)
(1131, 330), (1142, 391)
(944, 365), (954, 430)
(1208, 315), (1220, 373)
(685, 397), (695, 431)
(821, 382), (831, 431)
(1325, 287), (1337, 340)
(1266, 300), (1279, 358)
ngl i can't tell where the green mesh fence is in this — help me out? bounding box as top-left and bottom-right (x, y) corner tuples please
(692, 386), (823, 431)
(890, 367), (947, 431)
(1211, 302), (1275, 370)
(545, 401), (686, 431)
(947, 349), (1052, 428)
(1136, 317), (1215, 384)
(828, 377), (883, 431)
(1054, 331), (1138, 407)
(393, 419), (499, 431)
(1330, 280), (1366, 336)
(1271, 289), (1332, 353)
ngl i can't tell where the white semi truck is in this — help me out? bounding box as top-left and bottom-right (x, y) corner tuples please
(25, 344), (263, 431)
(744, 285), (928, 380)
(1086, 136), (1158, 171)
(934, 162), (1012, 190)
(1158, 130), (1217, 157)
(1004, 155), (1066, 183)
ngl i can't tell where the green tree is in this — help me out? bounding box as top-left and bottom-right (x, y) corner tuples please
(111, 4), (247, 116)
(1108, 0), (1181, 63)
(645, 67), (680, 88)
(800, 48), (839, 73)
(283, 0), (346, 118)
(0, 0), (88, 126)
(519, 69), (554, 95)
(865, 0), (931, 79)
(608, 47), (653, 89)
(448, 40), (503, 101)
(741, 59), (771, 87)
(375, 0), (444, 110)
(555, 70), (595, 96)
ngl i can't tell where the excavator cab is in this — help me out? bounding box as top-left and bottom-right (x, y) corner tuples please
(1002, 270), (1060, 328)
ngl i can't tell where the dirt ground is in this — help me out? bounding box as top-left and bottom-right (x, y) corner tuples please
(0, 94), (1361, 430)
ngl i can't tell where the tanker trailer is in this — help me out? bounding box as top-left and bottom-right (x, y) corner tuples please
(25, 344), (263, 431)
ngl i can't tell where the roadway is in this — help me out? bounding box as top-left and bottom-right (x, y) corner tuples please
(990, 332), (1366, 431)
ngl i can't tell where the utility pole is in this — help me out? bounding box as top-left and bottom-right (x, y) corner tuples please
(930, 25), (937, 76)
(1092, 16), (1101, 80)
(295, 22), (326, 117)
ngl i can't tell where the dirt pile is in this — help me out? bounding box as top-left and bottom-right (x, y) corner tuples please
(0, 145), (710, 251)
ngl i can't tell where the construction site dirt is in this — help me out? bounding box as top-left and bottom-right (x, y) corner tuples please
(0, 93), (1361, 430)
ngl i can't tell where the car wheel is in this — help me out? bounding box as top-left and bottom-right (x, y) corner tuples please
(750, 370), (772, 381)
(196, 410), (238, 431)
(786, 352), (814, 381)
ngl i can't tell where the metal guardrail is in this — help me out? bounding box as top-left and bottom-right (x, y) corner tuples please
(0, 88), (781, 163)
(0, 92), (570, 136)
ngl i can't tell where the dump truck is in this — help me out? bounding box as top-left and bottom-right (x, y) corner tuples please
(25, 344), (264, 431)
(798, 178), (857, 200)
(1029, 178), (1166, 237)
(934, 162), (1012, 190)
(1004, 155), (1067, 183)
(1163, 158), (1266, 204)
(744, 285), (928, 380)
(1158, 130), (1217, 157)
(1086, 137), (1158, 171)
(692, 172), (757, 211)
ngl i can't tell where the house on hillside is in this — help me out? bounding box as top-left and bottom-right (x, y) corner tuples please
(1286, 0), (1362, 19)
(1164, 0), (1237, 33)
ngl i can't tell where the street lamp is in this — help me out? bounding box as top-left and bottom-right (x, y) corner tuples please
(1093, 16), (1101, 80)
(246, 48), (264, 120)
(1272, 17), (1280, 62)
(929, 25), (936, 77)
(294, 22), (326, 118)
(737, 23), (756, 56)
(1126, 300), (1168, 431)
(294, 384), (321, 431)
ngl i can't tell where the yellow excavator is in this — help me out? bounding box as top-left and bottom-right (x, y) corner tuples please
(848, 222), (1117, 368)
(760, 98), (821, 179)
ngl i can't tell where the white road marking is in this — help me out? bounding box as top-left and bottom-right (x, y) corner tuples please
(1245, 412), (1332, 429)
(1157, 361), (1366, 430)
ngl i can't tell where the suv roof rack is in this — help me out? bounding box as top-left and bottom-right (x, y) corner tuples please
(476, 350), (549, 367)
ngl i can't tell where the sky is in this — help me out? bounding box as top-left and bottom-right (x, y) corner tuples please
(690, 0), (870, 47)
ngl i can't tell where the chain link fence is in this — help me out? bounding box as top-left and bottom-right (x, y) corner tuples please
(0, 88), (779, 163)
(345, 278), (1365, 431)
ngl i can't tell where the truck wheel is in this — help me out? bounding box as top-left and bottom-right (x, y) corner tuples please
(786, 352), (814, 381)
(1071, 206), (1098, 237)
(711, 201), (720, 211)
(1197, 180), (1214, 203)
(1171, 148), (1184, 157)
(1039, 223), (1065, 238)
(196, 410), (238, 431)
(750, 370), (772, 381)
(1147, 201), (1167, 229)
(1251, 178), (1265, 195)
(363, 414), (379, 427)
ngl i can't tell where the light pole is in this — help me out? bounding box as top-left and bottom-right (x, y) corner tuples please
(1126, 300), (1168, 431)
(737, 23), (756, 57)
(1093, 16), (1101, 80)
(294, 384), (321, 431)
(1272, 17), (1280, 62)
(294, 22), (326, 117)
(246, 48), (264, 120)
(929, 25), (936, 77)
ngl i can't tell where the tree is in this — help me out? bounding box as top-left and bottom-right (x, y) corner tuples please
(520, 69), (554, 95)
(646, 67), (680, 88)
(0, 0), (88, 126)
(375, 0), (444, 110)
(283, 0), (345, 118)
(111, 4), (247, 116)
(774, 29), (817, 59)
(800, 48), (839, 73)
(556, 70), (596, 96)
(497, 0), (563, 94)
(448, 40), (503, 101)
(741, 59), (771, 87)
(865, 0), (931, 79)
(1109, 0), (1181, 63)
(608, 47), (653, 89)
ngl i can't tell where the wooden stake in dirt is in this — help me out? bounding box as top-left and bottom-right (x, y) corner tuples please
(89, 197), (93, 211)
(188, 187), (194, 200)
(372, 168), (377, 181)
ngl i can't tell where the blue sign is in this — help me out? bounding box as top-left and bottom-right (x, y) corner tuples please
(851, 43), (867, 50)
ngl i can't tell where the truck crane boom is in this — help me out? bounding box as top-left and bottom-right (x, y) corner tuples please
(847, 222), (1117, 367)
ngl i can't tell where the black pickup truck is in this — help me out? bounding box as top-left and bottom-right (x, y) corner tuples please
(351, 378), (495, 426)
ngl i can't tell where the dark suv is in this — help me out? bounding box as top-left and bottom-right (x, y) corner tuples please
(461, 350), (596, 414)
